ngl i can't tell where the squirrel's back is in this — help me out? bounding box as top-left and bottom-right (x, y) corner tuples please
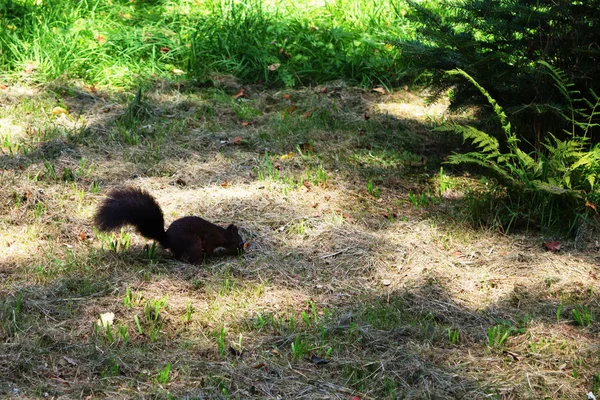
(94, 187), (167, 244)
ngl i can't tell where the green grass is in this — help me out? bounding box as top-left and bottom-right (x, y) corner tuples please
(0, 0), (415, 89)
(1, 23), (600, 397)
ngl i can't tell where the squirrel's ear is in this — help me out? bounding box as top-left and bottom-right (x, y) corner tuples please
(226, 224), (238, 234)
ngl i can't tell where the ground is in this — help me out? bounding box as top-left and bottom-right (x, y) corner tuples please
(1, 80), (599, 399)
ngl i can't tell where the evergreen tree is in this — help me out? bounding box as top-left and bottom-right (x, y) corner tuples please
(397, 0), (600, 146)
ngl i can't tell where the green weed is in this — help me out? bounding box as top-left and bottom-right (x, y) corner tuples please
(216, 327), (227, 357)
(156, 363), (171, 385)
(182, 301), (195, 323)
(291, 334), (309, 360)
(367, 179), (381, 198)
(572, 305), (593, 327)
(447, 328), (459, 345)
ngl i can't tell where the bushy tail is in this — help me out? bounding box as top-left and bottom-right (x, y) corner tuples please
(94, 187), (167, 245)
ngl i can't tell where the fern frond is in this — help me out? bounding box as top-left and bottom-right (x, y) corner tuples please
(444, 124), (500, 155)
(530, 180), (572, 196)
(447, 152), (515, 184)
(446, 68), (515, 145)
(515, 148), (537, 171)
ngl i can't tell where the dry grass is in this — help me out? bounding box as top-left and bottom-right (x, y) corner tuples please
(1, 80), (599, 399)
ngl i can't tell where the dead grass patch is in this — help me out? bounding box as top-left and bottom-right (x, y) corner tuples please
(1, 80), (599, 399)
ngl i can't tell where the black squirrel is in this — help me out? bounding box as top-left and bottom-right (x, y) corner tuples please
(94, 187), (244, 263)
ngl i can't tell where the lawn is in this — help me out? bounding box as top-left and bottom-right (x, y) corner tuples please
(1, 1), (600, 399)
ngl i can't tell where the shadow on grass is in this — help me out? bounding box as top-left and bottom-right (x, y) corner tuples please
(1, 81), (598, 398)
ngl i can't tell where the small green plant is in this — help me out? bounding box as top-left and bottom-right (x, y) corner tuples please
(145, 242), (158, 260)
(216, 327), (227, 357)
(156, 363), (171, 385)
(253, 312), (266, 331)
(43, 161), (57, 180)
(123, 287), (133, 309)
(487, 324), (510, 348)
(256, 153), (280, 181)
(101, 230), (132, 253)
(123, 286), (142, 309)
(34, 202), (45, 218)
(62, 167), (75, 182)
(134, 315), (143, 334)
(117, 325), (129, 344)
(408, 191), (435, 208)
(571, 304), (593, 327)
(2, 292), (24, 335)
(367, 179), (380, 197)
(438, 167), (455, 195)
(291, 334), (309, 360)
(219, 277), (237, 296)
(594, 374), (600, 394)
(182, 300), (195, 323)
(447, 328), (459, 345)
(143, 296), (168, 342)
(556, 303), (563, 322)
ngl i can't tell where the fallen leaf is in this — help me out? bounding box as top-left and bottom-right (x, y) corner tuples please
(543, 241), (561, 252)
(24, 63), (36, 74)
(78, 232), (86, 241)
(343, 213), (352, 220)
(586, 200), (598, 213)
(233, 136), (243, 145)
(279, 152), (294, 160)
(0, 84), (8, 90)
(372, 87), (386, 94)
(221, 181), (229, 188)
(268, 63), (281, 71)
(96, 35), (106, 45)
(52, 106), (68, 116)
(282, 94), (291, 100)
(160, 47), (170, 54)
(303, 111), (311, 118)
(241, 121), (250, 127)
(233, 88), (246, 99)
(97, 312), (115, 328)
(349, 396), (361, 400)
(303, 180), (312, 190)
(172, 68), (185, 75)
(287, 105), (297, 113)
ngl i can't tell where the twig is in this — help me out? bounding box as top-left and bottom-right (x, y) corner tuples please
(321, 248), (349, 259)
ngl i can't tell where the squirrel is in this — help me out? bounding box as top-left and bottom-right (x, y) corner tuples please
(93, 187), (244, 263)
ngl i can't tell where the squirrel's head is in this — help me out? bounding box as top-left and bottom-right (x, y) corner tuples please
(225, 224), (244, 254)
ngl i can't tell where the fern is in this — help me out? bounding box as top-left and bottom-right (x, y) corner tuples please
(442, 68), (600, 232)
